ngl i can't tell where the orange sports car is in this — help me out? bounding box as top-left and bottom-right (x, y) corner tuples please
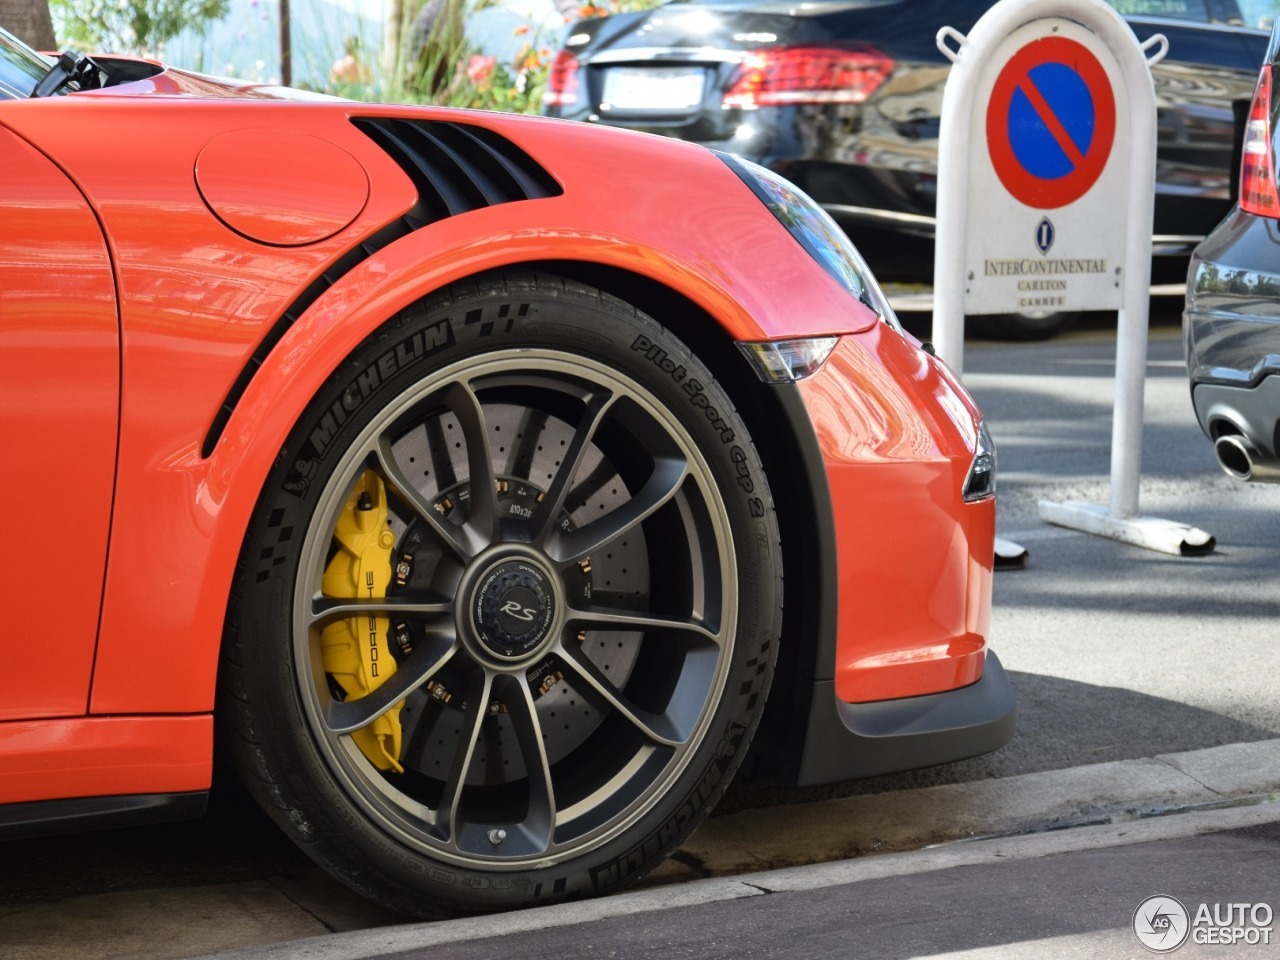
(0, 28), (1012, 915)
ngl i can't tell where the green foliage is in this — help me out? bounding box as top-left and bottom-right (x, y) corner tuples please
(52, 0), (230, 56)
(411, 40), (554, 115)
(396, 0), (495, 105)
(360, 0), (664, 114)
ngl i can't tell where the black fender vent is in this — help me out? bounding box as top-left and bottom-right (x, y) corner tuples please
(353, 117), (562, 222)
(201, 118), (561, 458)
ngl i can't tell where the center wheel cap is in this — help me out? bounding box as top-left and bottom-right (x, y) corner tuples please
(472, 560), (557, 660)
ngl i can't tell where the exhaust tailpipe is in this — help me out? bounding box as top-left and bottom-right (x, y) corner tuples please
(1213, 434), (1280, 483)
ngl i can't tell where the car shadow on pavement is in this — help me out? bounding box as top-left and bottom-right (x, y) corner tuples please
(0, 769), (399, 929)
(721, 670), (1278, 813)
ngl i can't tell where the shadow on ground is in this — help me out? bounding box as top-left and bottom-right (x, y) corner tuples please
(720, 671), (1278, 813)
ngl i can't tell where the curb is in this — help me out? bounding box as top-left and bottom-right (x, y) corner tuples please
(188, 738), (1280, 960)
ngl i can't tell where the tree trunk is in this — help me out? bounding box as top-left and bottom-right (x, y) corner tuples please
(279, 0), (291, 87)
(0, 0), (56, 51)
(383, 0), (404, 92)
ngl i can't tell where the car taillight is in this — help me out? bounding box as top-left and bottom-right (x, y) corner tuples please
(723, 44), (893, 109)
(544, 51), (580, 107)
(1240, 66), (1279, 217)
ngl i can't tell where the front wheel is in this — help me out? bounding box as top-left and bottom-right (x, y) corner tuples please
(221, 272), (782, 915)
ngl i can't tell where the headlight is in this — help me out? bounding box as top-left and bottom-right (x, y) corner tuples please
(962, 420), (997, 503)
(736, 337), (839, 382)
(717, 151), (901, 331)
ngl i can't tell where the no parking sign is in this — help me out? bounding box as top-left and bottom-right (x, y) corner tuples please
(932, 0), (1213, 557)
(944, 13), (1147, 319)
(986, 37), (1115, 211)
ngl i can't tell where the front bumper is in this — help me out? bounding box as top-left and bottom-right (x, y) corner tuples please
(769, 322), (1014, 786)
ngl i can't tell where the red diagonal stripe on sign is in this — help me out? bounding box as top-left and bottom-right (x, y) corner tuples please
(1015, 72), (1087, 169)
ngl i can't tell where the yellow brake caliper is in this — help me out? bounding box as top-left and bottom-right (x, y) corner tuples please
(320, 470), (405, 773)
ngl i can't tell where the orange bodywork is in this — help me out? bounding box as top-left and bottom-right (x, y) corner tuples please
(799, 326), (994, 703)
(0, 66), (994, 805)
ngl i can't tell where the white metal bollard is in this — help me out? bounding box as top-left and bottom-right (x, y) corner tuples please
(931, 0), (1212, 557)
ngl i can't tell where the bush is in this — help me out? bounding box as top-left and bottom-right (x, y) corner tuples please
(376, 0), (662, 114)
(52, 0), (229, 56)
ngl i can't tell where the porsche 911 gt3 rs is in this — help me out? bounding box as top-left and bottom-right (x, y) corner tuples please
(0, 26), (1013, 916)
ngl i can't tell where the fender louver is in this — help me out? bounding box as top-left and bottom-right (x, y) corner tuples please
(353, 117), (562, 221)
(202, 119), (561, 457)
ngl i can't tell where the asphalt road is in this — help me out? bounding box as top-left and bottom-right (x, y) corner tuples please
(258, 816), (1280, 960)
(2, 301), (1277, 919)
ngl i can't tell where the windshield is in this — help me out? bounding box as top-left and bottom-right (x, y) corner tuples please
(0, 27), (54, 99)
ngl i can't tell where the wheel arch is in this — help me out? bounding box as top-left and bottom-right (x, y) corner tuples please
(81, 205), (844, 746)
(202, 256), (835, 785)
(214, 265), (794, 912)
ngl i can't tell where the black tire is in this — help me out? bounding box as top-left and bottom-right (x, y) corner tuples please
(220, 270), (782, 916)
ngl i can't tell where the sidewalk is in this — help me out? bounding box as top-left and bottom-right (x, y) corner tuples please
(3, 739), (1278, 960)
(199, 805), (1280, 960)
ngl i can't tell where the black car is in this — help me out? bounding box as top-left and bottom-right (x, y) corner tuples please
(1184, 17), (1280, 483)
(544, 0), (1267, 337)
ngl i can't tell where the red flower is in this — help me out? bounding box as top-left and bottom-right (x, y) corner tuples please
(467, 54), (496, 85)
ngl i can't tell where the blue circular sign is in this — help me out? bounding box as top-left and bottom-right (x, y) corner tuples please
(1010, 62), (1096, 180)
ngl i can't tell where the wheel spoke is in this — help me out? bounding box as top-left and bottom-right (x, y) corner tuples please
(309, 595), (451, 631)
(504, 408), (549, 478)
(324, 631), (459, 733)
(440, 669), (494, 845)
(491, 674), (556, 856)
(444, 381), (500, 547)
(423, 416), (458, 490)
(566, 604), (723, 647)
(531, 391), (615, 545)
(372, 434), (476, 558)
(556, 642), (685, 747)
(563, 457), (617, 515)
(549, 457), (687, 564)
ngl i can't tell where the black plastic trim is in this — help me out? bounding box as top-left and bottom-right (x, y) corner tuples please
(793, 652), (1017, 787)
(0, 791), (208, 840)
(200, 118), (562, 458)
(769, 383), (839, 685)
(734, 380), (840, 783)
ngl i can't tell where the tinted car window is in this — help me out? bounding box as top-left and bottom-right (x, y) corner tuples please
(676, 0), (903, 6)
(0, 29), (52, 100)
(1105, 0), (1221, 22)
(1108, 0), (1206, 19)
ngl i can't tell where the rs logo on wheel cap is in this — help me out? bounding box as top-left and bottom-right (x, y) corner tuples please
(500, 600), (537, 622)
(473, 561), (556, 659)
